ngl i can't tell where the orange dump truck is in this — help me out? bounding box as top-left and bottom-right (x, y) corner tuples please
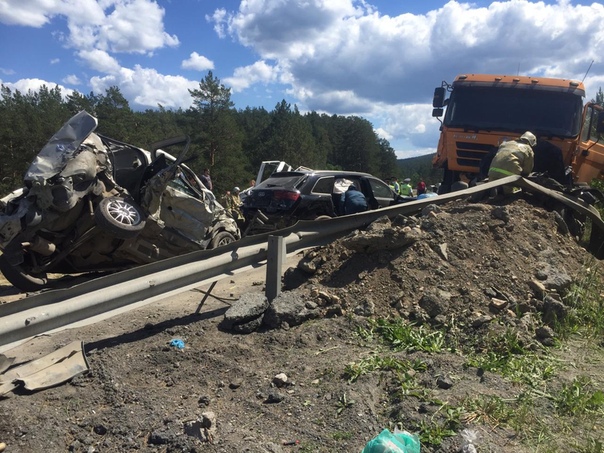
(431, 74), (604, 193)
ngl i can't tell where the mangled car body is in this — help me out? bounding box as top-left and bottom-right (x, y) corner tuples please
(0, 111), (240, 291)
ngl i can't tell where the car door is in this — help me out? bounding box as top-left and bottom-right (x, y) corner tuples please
(364, 177), (398, 209)
(575, 103), (604, 183)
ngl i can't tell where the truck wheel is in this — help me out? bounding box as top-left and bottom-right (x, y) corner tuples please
(438, 166), (456, 195)
(95, 197), (146, 239)
(0, 253), (49, 292)
(210, 231), (237, 249)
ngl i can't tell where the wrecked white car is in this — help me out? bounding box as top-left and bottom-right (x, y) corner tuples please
(0, 111), (240, 292)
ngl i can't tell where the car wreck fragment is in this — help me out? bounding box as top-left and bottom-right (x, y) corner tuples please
(0, 111), (240, 292)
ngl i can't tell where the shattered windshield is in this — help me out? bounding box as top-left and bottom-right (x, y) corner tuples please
(443, 86), (583, 138)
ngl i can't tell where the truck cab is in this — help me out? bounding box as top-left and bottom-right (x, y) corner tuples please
(432, 74), (604, 193)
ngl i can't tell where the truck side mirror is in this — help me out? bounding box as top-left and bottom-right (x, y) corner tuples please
(433, 87), (446, 108)
(432, 108), (444, 118)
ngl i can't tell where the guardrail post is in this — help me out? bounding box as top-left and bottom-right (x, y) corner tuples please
(266, 235), (285, 302)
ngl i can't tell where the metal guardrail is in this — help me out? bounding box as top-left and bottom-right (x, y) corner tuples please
(0, 175), (602, 350)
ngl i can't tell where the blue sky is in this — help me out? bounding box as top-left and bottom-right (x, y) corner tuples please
(1, 0), (604, 159)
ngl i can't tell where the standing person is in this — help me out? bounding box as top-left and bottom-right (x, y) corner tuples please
(417, 179), (426, 196)
(200, 168), (213, 191)
(239, 179), (256, 202)
(340, 184), (368, 215)
(224, 187), (244, 226)
(400, 178), (413, 197)
(488, 131), (536, 195)
(391, 177), (400, 194)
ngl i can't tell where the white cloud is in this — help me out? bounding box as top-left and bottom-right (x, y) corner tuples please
(0, 78), (74, 98)
(211, 0), (604, 154)
(224, 61), (279, 92)
(62, 74), (81, 85)
(90, 65), (197, 109)
(181, 52), (214, 71)
(0, 67), (15, 76)
(96, 0), (179, 53)
(50, 58), (60, 65)
(0, 0), (179, 55)
(78, 49), (121, 74)
(4, 1), (604, 157)
(0, 0), (57, 27)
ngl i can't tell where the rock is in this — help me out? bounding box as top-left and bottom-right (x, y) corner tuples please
(148, 430), (175, 445)
(421, 204), (442, 216)
(436, 376), (453, 389)
(536, 325), (555, 340)
(437, 243), (448, 261)
(298, 259), (318, 274)
(472, 314), (493, 327)
(529, 279), (547, 299)
(229, 378), (243, 389)
(491, 206), (510, 222)
(542, 296), (568, 326)
(265, 390), (285, 404)
(342, 226), (423, 253)
(419, 290), (451, 318)
(221, 293), (269, 332)
(263, 291), (321, 329)
(490, 298), (508, 310)
(354, 298), (375, 316)
(184, 412), (217, 443)
(273, 373), (288, 387)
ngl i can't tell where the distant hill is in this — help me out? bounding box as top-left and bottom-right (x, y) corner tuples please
(396, 153), (443, 186)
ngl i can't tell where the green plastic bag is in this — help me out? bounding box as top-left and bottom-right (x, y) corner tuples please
(361, 428), (421, 453)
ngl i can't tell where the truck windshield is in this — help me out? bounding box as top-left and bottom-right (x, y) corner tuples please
(443, 86), (583, 138)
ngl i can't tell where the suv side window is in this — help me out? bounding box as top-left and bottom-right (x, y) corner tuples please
(368, 177), (393, 198)
(311, 176), (334, 194)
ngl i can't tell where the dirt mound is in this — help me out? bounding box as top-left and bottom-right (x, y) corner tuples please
(0, 196), (601, 453)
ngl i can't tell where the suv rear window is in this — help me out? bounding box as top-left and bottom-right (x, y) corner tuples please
(256, 174), (306, 189)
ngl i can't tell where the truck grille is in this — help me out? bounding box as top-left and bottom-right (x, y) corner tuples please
(455, 141), (497, 168)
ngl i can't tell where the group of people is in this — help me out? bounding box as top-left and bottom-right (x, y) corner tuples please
(387, 177), (426, 197)
(221, 179), (255, 227)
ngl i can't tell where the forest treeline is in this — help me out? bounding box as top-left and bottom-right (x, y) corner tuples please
(0, 71), (438, 197)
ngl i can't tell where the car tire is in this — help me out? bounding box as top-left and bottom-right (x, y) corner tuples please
(94, 197), (146, 239)
(0, 253), (49, 292)
(210, 231), (237, 249)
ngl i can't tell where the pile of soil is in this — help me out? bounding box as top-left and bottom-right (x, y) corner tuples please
(0, 195), (601, 452)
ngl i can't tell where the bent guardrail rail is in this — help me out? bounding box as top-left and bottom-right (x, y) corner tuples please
(1, 175), (602, 350)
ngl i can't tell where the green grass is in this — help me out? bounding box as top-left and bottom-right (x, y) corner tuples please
(346, 262), (604, 451)
(560, 261), (604, 339)
(554, 375), (604, 416)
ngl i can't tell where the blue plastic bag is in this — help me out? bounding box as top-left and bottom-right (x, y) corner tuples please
(361, 428), (420, 453)
(169, 338), (185, 349)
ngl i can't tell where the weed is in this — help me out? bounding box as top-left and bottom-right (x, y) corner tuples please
(561, 262), (604, 339)
(554, 375), (604, 416)
(335, 392), (355, 416)
(344, 355), (427, 383)
(465, 327), (561, 385)
(371, 318), (445, 353)
(462, 395), (512, 427)
(573, 436), (604, 453)
(331, 431), (353, 441)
